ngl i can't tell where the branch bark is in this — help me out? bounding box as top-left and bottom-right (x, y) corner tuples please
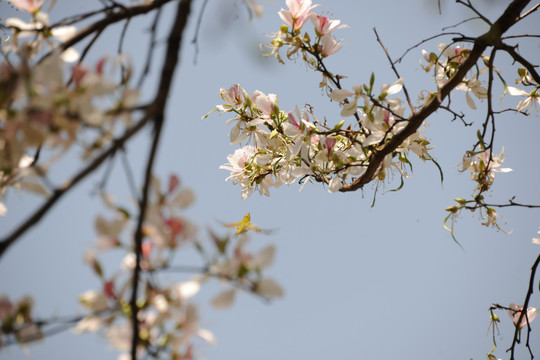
(128, 1), (192, 358)
(339, 0), (532, 192)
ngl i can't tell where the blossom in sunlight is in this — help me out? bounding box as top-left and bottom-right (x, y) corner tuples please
(462, 148), (512, 192)
(507, 86), (540, 113)
(507, 303), (538, 328)
(278, 0), (319, 31)
(310, 14), (347, 37)
(220, 145), (258, 199)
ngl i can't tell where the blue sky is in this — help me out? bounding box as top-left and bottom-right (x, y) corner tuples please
(1, 0), (539, 359)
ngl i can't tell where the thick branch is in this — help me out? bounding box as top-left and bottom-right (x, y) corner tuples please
(129, 1), (192, 359)
(499, 42), (540, 85)
(339, 0), (532, 192)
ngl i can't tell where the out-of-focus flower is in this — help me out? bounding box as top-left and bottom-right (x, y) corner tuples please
(6, 12), (79, 62)
(532, 227), (540, 244)
(507, 303), (538, 328)
(9, 0), (46, 14)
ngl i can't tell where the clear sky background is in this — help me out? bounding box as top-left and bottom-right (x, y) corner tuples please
(1, 0), (540, 359)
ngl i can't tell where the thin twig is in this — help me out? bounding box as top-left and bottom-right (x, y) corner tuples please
(339, 0), (533, 193)
(137, 7), (163, 88)
(191, 0), (211, 65)
(373, 27), (414, 112)
(40, 0), (176, 64)
(442, 16), (482, 31)
(119, 149), (140, 203)
(456, 0), (493, 25)
(394, 32), (465, 64)
(498, 42), (540, 85)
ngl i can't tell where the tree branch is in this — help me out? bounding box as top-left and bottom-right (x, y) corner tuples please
(128, 1), (192, 358)
(507, 252), (540, 360)
(339, 0), (532, 193)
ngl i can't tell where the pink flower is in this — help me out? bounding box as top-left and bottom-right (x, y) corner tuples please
(278, 0), (319, 31)
(219, 84), (249, 106)
(325, 136), (337, 156)
(310, 14), (347, 37)
(252, 90), (278, 120)
(287, 112), (300, 129)
(10, 0), (45, 13)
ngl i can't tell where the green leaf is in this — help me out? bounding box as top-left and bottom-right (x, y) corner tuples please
(385, 176), (404, 193)
(201, 107), (219, 120)
(370, 181), (380, 208)
(476, 130), (486, 149)
(443, 213), (465, 250)
(430, 158), (444, 186)
(496, 71), (508, 100)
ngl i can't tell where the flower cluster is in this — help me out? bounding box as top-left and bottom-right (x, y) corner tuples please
(443, 148), (512, 238)
(0, 5), (139, 215)
(421, 43), (488, 109)
(207, 1), (434, 199)
(210, 79), (431, 199)
(263, 0), (347, 63)
(460, 148), (512, 193)
(76, 174), (281, 359)
(0, 295), (43, 349)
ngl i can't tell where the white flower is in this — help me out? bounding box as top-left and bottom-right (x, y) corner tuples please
(78, 290), (109, 312)
(256, 278), (284, 298)
(211, 288), (236, 309)
(171, 280), (201, 300)
(507, 87), (540, 113)
(532, 228), (540, 244)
